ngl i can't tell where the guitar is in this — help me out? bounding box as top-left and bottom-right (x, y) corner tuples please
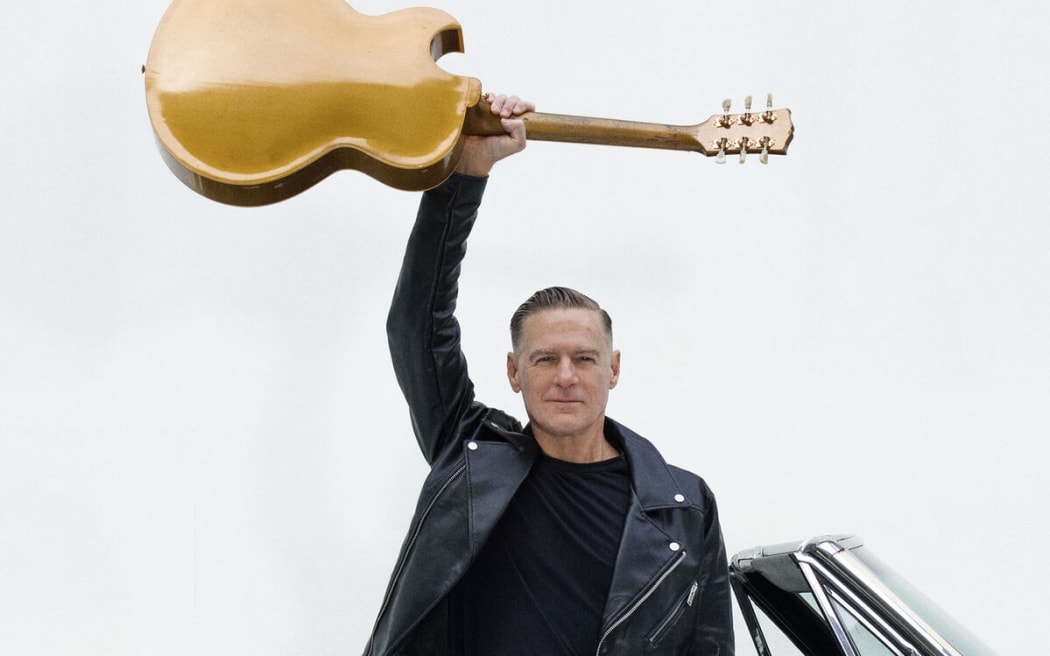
(143, 0), (794, 206)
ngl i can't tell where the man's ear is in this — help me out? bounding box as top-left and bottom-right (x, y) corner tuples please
(609, 350), (621, 389)
(507, 352), (522, 393)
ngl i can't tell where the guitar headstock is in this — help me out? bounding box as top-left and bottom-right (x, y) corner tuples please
(697, 94), (794, 164)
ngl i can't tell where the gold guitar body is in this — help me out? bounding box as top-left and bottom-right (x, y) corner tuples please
(144, 0), (483, 205)
(145, 0), (794, 205)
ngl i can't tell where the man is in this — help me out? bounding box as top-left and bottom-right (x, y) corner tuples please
(365, 95), (734, 656)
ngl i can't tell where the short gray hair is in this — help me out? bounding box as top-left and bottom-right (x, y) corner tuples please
(510, 286), (612, 352)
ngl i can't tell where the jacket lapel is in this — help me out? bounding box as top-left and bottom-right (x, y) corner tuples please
(464, 422), (538, 556)
(601, 419), (694, 624)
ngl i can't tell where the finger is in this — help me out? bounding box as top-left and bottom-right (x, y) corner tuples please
(487, 93), (508, 115)
(501, 118), (527, 147)
(504, 95), (534, 116)
(499, 95), (522, 117)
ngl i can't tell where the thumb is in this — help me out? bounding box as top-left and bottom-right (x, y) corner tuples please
(501, 117), (528, 153)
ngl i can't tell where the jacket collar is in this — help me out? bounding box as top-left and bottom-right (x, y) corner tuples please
(604, 417), (696, 512)
(485, 412), (693, 513)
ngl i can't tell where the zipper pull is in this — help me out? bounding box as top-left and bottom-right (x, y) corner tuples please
(686, 581), (699, 606)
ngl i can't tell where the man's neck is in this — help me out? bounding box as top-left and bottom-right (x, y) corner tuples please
(533, 429), (619, 464)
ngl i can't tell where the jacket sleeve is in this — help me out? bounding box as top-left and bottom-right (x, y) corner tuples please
(386, 173), (488, 465)
(690, 487), (735, 656)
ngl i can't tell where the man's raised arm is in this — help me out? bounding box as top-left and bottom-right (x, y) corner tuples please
(386, 95), (532, 464)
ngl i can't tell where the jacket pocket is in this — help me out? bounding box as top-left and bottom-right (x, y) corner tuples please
(645, 580), (699, 647)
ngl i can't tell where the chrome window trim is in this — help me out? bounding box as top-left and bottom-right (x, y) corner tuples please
(825, 585), (909, 656)
(798, 559), (859, 656)
(798, 553), (914, 655)
(807, 540), (964, 656)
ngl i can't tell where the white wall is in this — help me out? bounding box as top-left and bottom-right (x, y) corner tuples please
(2, 1), (1046, 654)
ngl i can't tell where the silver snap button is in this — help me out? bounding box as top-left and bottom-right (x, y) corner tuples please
(669, 542), (681, 552)
(467, 441), (479, 451)
(674, 494), (686, 503)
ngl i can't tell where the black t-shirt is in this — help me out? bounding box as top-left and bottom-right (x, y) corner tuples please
(461, 451), (632, 656)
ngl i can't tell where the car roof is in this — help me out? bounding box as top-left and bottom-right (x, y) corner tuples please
(730, 534), (863, 593)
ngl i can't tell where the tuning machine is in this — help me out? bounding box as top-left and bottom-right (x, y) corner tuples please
(716, 99), (734, 129)
(713, 93), (780, 164)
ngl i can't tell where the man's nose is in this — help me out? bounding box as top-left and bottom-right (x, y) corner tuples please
(554, 358), (578, 386)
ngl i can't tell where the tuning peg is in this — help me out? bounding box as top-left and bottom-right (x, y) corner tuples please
(737, 95), (756, 125)
(738, 137), (749, 164)
(715, 137), (727, 164)
(763, 93), (776, 123)
(717, 99), (734, 128)
(759, 136), (770, 164)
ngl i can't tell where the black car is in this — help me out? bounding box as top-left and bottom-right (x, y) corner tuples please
(729, 535), (999, 656)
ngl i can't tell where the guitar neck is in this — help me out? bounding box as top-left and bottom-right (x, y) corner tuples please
(464, 99), (793, 157)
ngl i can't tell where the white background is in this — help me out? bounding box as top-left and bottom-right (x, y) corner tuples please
(2, 0), (1047, 654)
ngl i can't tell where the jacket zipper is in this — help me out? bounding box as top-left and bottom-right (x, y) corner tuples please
(367, 463), (467, 655)
(646, 580), (699, 646)
(594, 549), (687, 656)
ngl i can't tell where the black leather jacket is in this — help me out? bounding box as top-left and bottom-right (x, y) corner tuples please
(366, 174), (734, 656)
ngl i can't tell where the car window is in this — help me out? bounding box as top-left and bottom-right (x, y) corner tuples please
(851, 547), (998, 656)
(827, 593), (902, 656)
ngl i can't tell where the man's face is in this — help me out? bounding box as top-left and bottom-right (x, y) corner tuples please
(506, 308), (620, 442)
